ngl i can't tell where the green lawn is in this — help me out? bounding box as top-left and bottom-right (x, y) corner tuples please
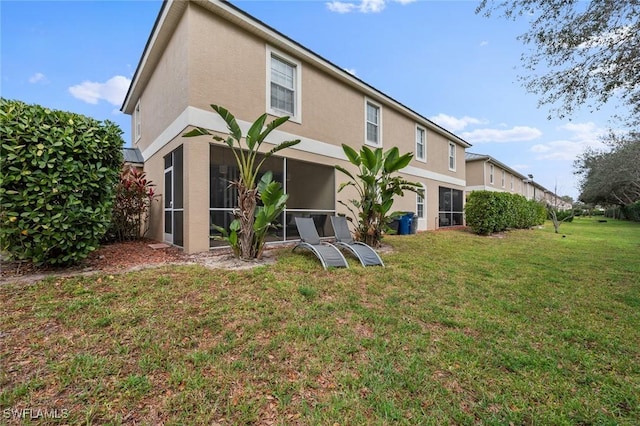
(1, 217), (639, 425)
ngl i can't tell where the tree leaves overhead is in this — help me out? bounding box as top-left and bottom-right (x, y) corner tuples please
(477, 0), (640, 128)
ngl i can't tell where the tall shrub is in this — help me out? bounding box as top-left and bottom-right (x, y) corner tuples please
(621, 201), (640, 222)
(104, 166), (156, 242)
(0, 99), (123, 265)
(465, 191), (546, 235)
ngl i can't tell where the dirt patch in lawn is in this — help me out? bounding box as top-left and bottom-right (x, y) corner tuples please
(0, 239), (279, 285)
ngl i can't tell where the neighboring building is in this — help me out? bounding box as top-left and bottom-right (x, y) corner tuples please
(465, 152), (572, 210)
(121, 0), (471, 253)
(465, 152), (533, 197)
(122, 147), (144, 170)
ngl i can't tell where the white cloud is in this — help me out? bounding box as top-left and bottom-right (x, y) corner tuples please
(479, 40), (489, 47)
(68, 75), (131, 106)
(344, 68), (358, 76)
(29, 72), (47, 84)
(511, 164), (530, 171)
(461, 126), (542, 143)
(530, 122), (608, 161)
(429, 113), (483, 132)
(531, 144), (551, 153)
(326, 0), (413, 13)
(326, 1), (356, 13)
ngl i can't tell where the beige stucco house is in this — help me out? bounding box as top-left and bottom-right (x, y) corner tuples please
(465, 152), (572, 210)
(121, 0), (472, 253)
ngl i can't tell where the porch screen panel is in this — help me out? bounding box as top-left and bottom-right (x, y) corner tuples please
(438, 186), (464, 227)
(173, 146), (184, 209)
(285, 159), (335, 240)
(209, 145), (284, 246)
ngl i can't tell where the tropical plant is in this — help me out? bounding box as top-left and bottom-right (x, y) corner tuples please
(0, 98), (122, 265)
(335, 144), (423, 247)
(104, 166), (157, 242)
(183, 105), (300, 259)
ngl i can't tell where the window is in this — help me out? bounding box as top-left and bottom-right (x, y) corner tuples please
(365, 99), (381, 146)
(448, 142), (456, 171)
(415, 126), (426, 161)
(438, 187), (464, 227)
(416, 185), (425, 219)
(267, 47), (301, 122)
(501, 170), (506, 188)
(489, 164), (494, 184)
(134, 100), (141, 143)
(511, 175), (514, 190)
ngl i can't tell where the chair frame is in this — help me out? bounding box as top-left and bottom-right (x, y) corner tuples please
(330, 216), (385, 267)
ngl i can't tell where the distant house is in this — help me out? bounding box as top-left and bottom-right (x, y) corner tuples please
(121, 0), (471, 253)
(465, 152), (572, 210)
(122, 147), (144, 170)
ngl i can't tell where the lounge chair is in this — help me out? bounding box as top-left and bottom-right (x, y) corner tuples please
(293, 217), (349, 270)
(330, 216), (385, 267)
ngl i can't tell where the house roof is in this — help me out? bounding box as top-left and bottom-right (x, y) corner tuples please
(465, 151), (530, 181)
(122, 147), (144, 165)
(121, 0), (472, 149)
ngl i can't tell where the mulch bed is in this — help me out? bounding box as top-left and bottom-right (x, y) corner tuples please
(0, 239), (189, 282)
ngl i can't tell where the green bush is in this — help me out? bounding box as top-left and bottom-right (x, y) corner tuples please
(465, 191), (545, 235)
(551, 209), (574, 223)
(0, 99), (123, 265)
(621, 201), (640, 222)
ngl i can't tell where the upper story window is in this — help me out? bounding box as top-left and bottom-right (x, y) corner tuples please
(365, 99), (382, 146)
(501, 170), (506, 187)
(511, 175), (514, 190)
(489, 164), (494, 184)
(448, 142), (456, 171)
(415, 125), (426, 161)
(134, 100), (141, 143)
(267, 47), (301, 123)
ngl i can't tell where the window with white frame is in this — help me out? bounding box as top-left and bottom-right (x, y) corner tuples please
(267, 47), (301, 122)
(365, 100), (381, 146)
(417, 185), (425, 219)
(489, 164), (494, 184)
(415, 125), (426, 161)
(511, 175), (514, 190)
(501, 170), (506, 187)
(134, 100), (141, 143)
(448, 142), (456, 171)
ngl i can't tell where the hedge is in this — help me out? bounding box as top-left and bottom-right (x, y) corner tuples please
(605, 202), (640, 222)
(0, 99), (123, 265)
(465, 191), (546, 235)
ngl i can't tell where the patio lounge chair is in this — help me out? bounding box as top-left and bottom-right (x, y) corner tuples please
(330, 216), (385, 267)
(293, 217), (349, 270)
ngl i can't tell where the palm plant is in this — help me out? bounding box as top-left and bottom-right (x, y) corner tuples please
(184, 105), (299, 259)
(335, 144), (423, 247)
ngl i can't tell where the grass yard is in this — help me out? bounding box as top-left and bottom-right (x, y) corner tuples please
(1, 217), (639, 425)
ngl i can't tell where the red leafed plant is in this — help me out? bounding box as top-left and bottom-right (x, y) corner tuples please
(105, 166), (157, 242)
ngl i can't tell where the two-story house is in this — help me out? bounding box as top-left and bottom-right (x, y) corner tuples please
(465, 152), (535, 198)
(121, 0), (471, 253)
(466, 152), (572, 210)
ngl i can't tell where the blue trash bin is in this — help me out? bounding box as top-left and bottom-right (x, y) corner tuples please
(398, 213), (414, 235)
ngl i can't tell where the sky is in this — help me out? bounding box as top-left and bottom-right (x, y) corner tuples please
(1, 0), (627, 200)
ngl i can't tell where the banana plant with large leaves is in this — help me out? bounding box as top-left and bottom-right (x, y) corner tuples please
(335, 144), (423, 247)
(184, 105), (300, 259)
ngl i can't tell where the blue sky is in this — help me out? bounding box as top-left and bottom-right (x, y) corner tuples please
(1, 0), (624, 199)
